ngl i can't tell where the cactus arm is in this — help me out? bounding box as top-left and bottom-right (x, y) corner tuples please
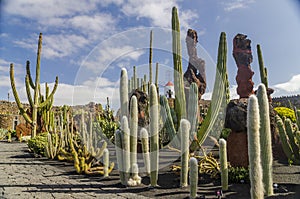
(39, 76), (58, 108)
(25, 75), (34, 108)
(25, 60), (35, 89)
(172, 6), (186, 121)
(247, 95), (264, 199)
(10, 63), (33, 124)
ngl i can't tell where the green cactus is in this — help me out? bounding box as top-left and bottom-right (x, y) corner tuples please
(247, 95), (264, 199)
(149, 30), (153, 85)
(149, 83), (159, 187)
(140, 128), (150, 175)
(103, 148), (109, 177)
(257, 45), (268, 89)
(257, 84), (273, 196)
(172, 6), (186, 122)
(180, 119), (190, 187)
(155, 62), (159, 94)
(219, 138), (228, 191)
(191, 32), (229, 151)
(10, 33), (59, 137)
(189, 157), (198, 199)
(120, 68), (129, 119)
(130, 95), (138, 173)
(187, 82), (198, 141)
(160, 95), (179, 147)
(115, 129), (125, 184)
(121, 116), (131, 184)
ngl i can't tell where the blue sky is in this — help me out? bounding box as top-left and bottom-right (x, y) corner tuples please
(1, 0), (300, 110)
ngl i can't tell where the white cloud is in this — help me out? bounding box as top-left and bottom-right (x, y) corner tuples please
(273, 74), (300, 96)
(222, 0), (255, 12)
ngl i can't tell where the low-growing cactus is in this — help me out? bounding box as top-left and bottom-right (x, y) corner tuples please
(140, 128), (150, 175)
(180, 119), (190, 187)
(219, 138), (228, 191)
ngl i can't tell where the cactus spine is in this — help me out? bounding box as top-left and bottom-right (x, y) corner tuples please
(187, 82), (198, 141)
(140, 128), (150, 175)
(257, 84), (273, 196)
(130, 96), (138, 173)
(10, 33), (58, 137)
(180, 119), (190, 187)
(172, 6), (186, 122)
(189, 157), (198, 199)
(219, 138), (228, 191)
(120, 68), (129, 119)
(247, 95), (264, 199)
(149, 83), (159, 186)
(257, 45), (268, 89)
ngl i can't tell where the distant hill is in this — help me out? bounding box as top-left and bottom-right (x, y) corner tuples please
(272, 94), (300, 109)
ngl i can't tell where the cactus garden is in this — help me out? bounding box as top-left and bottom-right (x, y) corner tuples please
(1, 3), (300, 199)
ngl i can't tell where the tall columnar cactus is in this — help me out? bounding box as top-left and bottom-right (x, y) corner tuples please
(121, 116), (131, 183)
(189, 157), (198, 199)
(155, 62), (159, 94)
(149, 30), (153, 85)
(149, 83), (159, 187)
(219, 138), (228, 191)
(257, 45), (268, 89)
(10, 33), (59, 137)
(120, 68), (129, 119)
(130, 95), (138, 173)
(180, 119), (190, 187)
(140, 128), (150, 175)
(187, 82), (198, 141)
(172, 6), (186, 122)
(247, 95), (264, 199)
(257, 84), (273, 196)
(191, 32), (229, 151)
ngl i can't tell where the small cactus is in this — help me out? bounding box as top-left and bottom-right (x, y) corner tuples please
(219, 138), (228, 191)
(180, 119), (190, 187)
(103, 148), (109, 177)
(140, 128), (150, 175)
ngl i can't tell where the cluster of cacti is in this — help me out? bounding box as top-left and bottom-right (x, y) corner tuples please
(10, 33), (59, 138)
(219, 138), (228, 191)
(198, 153), (220, 178)
(247, 94), (264, 199)
(276, 113), (300, 165)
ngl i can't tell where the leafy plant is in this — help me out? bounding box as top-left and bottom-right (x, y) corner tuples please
(228, 166), (249, 184)
(0, 128), (8, 140)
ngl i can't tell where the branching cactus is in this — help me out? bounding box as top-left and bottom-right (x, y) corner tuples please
(149, 83), (159, 187)
(189, 157), (198, 199)
(130, 96), (138, 174)
(247, 95), (264, 199)
(10, 33), (58, 137)
(140, 128), (150, 175)
(180, 119), (190, 187)
(219, 138), (228, 191)
(257, 84), (273, 196)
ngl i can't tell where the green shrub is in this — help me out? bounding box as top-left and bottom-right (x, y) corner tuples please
(0, 128), (8, 140)
(27, 132), (48, 156)
(228, 166), (249, 183)
(274, 107), (296, 123)
(220, 128), (231, 140)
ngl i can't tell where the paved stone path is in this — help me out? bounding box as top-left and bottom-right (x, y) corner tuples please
(0, 141), (150, 199)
